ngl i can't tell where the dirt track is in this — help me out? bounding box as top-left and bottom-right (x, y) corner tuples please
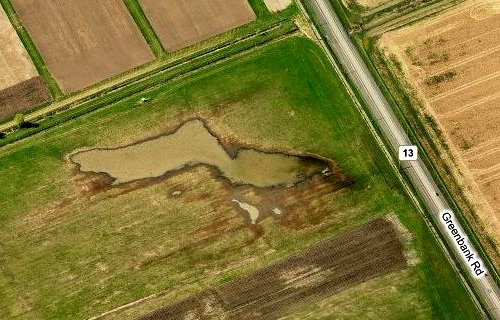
(138, 218), (406, 320)
(12, 0), (154, 93)
(379, 0), (500, 253)
(139, 0), (256, 51)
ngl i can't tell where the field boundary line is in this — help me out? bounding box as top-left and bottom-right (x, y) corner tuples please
(123, 0), (166, 58)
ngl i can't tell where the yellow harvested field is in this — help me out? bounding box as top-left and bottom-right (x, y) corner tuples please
(0, 7), (37, 90)
(263, 0), (292, 12)
(343, 0), (393, 9)
(379, 0), (500, 249)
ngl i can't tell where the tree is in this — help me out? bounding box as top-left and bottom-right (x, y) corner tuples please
(14, 113), (25, 129)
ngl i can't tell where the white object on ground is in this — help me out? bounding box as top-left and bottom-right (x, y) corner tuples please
(232, 199), (260, 224)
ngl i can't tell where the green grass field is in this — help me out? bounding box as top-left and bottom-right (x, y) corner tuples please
(0, 36), (480, 319)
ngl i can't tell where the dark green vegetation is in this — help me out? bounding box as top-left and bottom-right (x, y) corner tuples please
(0, 37), (480, 319)
(0, 0), (62, 98)
(249, 0), (271, 17)
(123, 0), (166, 58)
(424, 71), (457, 86)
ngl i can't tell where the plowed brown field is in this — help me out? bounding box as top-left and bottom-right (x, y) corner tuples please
(0, 7), (50, 117)
(139, 218), (406, 320)
(139, 0), (256, 51)
(379, 0), (500, 251)
(11, 0), (154, 93)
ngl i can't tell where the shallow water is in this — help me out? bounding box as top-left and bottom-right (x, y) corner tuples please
(71, 120), (326, 187)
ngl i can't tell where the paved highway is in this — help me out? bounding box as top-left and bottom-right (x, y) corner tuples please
(305, 0), (500, 318)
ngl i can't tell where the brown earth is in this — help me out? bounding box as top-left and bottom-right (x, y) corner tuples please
(378, 0), (500, 255)
(0, 7), (50, 117)
(11, 0), (154, 93)
(138, 218), (406, 320)
(0, 76), (51, 119)
(138, 0), (256, 51)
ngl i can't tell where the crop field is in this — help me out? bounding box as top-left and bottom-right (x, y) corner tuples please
(0, 37), (479, 319)
(140, 218), (406, 320)
(342, 0), (393, 9)
(0, 7), (50, 118)
(11, 0), (154, 93)
(138, 0), (256, 52)
(378, 0), (500, 257)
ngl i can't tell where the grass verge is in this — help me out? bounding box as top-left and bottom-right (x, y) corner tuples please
(123, 0), (166, 58)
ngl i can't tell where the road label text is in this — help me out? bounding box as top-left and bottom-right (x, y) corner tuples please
(441, 210), (486, 277)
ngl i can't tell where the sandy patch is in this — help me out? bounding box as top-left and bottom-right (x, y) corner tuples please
(0, 7), (38, 90)
(264, 0), (292, 12)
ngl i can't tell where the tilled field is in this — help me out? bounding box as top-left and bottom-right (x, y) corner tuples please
(139, 218), (406, 320)
(0, 77), (51, 119)
(378, 0), (500, 254)
(138, 0), (256, 51)
(0, 7), (50, 117)
(11, 0), (154, 93)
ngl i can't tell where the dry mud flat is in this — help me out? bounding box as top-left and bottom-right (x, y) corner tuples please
(138, 218), (406, 320)
(11, 0), (154, 93)
(0, 7), (50, 118)
(378, 1), (500, 249)
(139, 0), (256, 51)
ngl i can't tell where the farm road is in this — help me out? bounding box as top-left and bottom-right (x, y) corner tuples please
(304, 0), (500, 318)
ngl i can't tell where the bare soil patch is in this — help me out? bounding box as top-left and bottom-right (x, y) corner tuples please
(0, 76), (51, 119)
(138, 0), (256, 51)
(11, 0), (154, 93)
(378, 0), (500, 252)
(138, 218), (406, 320)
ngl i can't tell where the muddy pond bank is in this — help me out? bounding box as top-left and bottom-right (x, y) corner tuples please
(70, 119), (337, 188)
(69, 119), (353, 227)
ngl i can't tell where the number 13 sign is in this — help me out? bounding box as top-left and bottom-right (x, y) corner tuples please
(399, 146), (418, 161)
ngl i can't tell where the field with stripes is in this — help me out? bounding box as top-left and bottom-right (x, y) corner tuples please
(377, 0), (500, 264)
